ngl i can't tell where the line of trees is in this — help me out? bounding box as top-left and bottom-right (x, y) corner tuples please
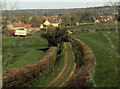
(60, 9), (100, 26)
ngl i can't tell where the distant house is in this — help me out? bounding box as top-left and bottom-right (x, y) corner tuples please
(25, 24), (32, 31)
(6, 24), (14, 30)
(94, 19), (100, 23)
(40, 24), (44, 29)
(25, 24), (31, 28)
(101, 19), (107, 22)
(43, 20), (51, 26)
(106, 16), (113, 20)
(43, 18), (61, 27)
(6, 22), (25, 30)
(100, 16), (113, 23)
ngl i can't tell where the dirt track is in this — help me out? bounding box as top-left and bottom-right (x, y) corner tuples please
(46, 42), (76, 87)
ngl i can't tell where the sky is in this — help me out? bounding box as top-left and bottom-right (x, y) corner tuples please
(1, 0), (120, 10)
(1, 0), (119, 2)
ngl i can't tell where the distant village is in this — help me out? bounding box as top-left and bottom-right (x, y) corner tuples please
(2, 14), (115, 36)
(3, 16), (62, 36)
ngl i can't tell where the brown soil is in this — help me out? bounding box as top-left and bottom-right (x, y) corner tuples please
(46, 42), (76, 87)
(46, 43), (68, 87)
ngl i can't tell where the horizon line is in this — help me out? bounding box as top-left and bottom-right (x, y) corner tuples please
(2, 5), (112, 11)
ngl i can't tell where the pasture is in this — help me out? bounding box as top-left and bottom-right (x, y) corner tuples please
(70, 22), (118, 31)
(2, 35), (48, 69)
(73, 31), (118, 87)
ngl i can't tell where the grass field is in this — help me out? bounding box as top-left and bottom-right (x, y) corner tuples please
(73, 31), (118, 87)
(2, 35), (48, 69)
(70, 22), (118, 31)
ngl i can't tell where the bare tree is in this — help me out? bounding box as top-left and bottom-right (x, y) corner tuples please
(2, 0), (18, 30)
(109, 0), (119, 20)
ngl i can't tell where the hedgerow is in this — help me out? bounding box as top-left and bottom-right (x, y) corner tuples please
(3, 47), (58, 88)
(64, 36), (96, 87)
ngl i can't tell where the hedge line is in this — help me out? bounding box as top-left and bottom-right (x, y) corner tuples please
(3, 47), (58, 88)
(72, 29), (116, 34)
(64, 36), (96, 87)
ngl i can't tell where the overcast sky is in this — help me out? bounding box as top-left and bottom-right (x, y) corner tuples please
(1, 0), (119, 2)
(1, 0), (120, 10)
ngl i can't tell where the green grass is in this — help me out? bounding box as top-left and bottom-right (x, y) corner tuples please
(2, 35), (48, 69)
(27, 42), (75, 87)
(107, 31), (118, 48)
(73, 31), (118, 87)
(70, 22), (118, 31)
(23, 43), (65, 87)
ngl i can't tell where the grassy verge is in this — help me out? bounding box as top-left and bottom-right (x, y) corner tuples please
(73, 31), (118, 87)
(3, 35), (48, 69)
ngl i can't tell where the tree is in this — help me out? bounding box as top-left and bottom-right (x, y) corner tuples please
(61, 9), (100, 26)
(41, 26), (68, 46)
(28, 16), (41, 24)
(107, 0), (119, 20)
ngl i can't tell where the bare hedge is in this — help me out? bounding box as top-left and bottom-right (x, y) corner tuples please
(3, 47), (58, 88)
(64, 36), (96, 87)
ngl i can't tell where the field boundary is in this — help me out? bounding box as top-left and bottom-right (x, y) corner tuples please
(3, 47), (58, 88)
(72, 29), (116, 34)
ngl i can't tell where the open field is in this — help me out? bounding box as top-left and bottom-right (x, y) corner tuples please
(70, 22), (118, 31)
(73, 31), (118, 87)
(2, 35), (48, 69)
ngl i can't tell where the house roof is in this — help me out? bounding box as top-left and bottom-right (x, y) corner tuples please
(12, 22), (25, 27)
(39, 16), (61, 24)
(25, 24), (31, 28)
